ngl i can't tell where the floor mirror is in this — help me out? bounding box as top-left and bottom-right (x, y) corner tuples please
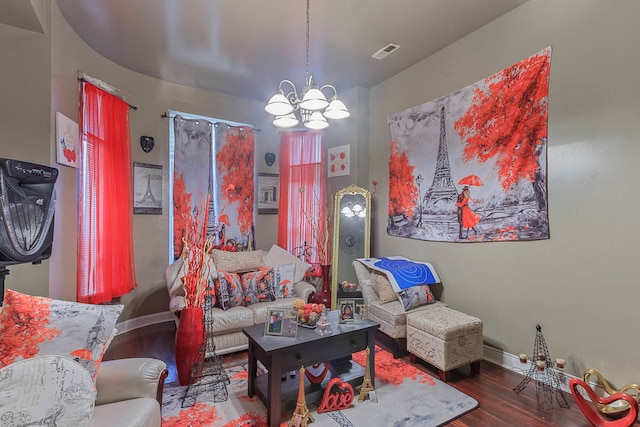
(331, 184), (371, 309)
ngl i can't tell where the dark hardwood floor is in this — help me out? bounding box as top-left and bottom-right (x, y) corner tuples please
(104, 321), (616, 426)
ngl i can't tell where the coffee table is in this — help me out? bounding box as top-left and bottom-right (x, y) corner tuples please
(243, 314), (379, 427)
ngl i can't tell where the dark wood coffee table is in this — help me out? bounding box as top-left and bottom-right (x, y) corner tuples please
(243, 315), (379, 427)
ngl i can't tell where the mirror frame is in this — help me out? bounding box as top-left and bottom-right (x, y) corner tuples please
(330, 184), (371, 309)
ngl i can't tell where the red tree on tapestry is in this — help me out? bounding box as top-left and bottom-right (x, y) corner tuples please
(386, 47), (551, 243)
(388, 140), (418, 221)
(215, 125), (255, 247)
(454, 48), (551, 211)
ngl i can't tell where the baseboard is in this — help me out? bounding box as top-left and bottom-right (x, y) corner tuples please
(483, 345), (576, 394)
(115, 311), (175, 335)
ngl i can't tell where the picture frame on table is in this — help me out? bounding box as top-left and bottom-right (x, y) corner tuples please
(281, 309), (299, 338)
(265, 308), (285, 336)
(353, 298), (367, 321)
(339, 299), (355, 323)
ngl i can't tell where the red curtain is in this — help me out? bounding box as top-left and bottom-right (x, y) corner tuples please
(277, 131), (328, 267)
(77, 82), (136, 304)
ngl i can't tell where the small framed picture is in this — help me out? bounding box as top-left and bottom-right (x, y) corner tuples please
(133, 162), (163, 214)
(339, 300), (355, 323)
(257, 173), (279, 215)
(282, 309), (299, 339)
(353, 298), (367, 321)
(265, 308), (286, 336)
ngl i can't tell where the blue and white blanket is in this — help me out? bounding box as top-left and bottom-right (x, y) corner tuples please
(357, 256), (440, 293)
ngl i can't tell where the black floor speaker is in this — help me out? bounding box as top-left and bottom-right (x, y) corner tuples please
(0, 158), (58, 265)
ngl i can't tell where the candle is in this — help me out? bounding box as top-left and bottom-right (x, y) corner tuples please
(536, 360), (545, 371)
(519, 353), (528, 363)
(538, 353), (546, 361)
(556, 358), (565, 369)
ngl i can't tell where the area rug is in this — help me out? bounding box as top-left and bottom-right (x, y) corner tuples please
(161, 346), (478, 427)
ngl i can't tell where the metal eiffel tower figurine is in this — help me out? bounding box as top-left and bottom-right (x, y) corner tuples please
(513, 324), (569, 410)
(358, 346), (375, 402)
(288, 366), (314, 427)
(182, 285), (230, 408)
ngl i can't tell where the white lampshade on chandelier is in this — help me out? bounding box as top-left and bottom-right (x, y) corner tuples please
(265, 0), (349, 130)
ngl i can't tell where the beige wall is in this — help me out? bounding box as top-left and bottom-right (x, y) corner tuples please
(0, 15), (51, 296)
(369, 0), (640, 385)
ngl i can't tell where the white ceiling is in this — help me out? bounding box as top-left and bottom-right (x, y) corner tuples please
(4, 0), (530, 102)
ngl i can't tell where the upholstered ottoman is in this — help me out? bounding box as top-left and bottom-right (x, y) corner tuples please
(407, 306), (483, 382)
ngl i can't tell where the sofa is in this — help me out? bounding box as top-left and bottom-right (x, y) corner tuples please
(166, 244), (316, 355)
(353, 259), (447, 358)
(0, 291), (168, 427)
(0, 354), (167, 427)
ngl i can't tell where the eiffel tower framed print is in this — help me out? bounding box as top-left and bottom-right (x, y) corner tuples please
(133, 162), (163, 214)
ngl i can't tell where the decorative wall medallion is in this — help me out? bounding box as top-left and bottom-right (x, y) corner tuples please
(265, 152), (276, 166)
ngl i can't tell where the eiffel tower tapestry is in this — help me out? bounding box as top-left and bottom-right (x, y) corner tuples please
(387, 47), (551, 242)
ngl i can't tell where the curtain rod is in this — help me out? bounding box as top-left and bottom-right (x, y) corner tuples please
(161, 111), (260, 132)
(78, 75), (138, 110)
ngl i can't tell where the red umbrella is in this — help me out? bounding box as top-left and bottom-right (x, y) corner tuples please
(458, 175), (483, 186)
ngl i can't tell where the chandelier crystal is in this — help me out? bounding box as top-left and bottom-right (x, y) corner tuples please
(265, 0), (349, 129)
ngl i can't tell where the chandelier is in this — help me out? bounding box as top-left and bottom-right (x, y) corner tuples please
(265, 0), (349, 130)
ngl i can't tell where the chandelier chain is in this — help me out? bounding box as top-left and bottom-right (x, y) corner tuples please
(305, 0), (310, 83)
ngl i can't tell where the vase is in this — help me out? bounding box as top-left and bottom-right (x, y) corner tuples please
(174, 306), (204, 386)
(313, 264), (332, 307)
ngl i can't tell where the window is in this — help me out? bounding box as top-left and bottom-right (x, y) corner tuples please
(77, 81), (136, 304)
(277, 131), (328, 269)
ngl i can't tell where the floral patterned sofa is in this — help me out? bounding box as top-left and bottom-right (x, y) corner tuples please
(166, 245), (316, 355)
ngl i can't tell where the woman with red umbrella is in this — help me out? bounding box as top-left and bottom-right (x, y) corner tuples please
(456, 175), (482, 239)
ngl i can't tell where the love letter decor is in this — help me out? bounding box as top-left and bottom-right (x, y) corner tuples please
(317, 378), (354, 413)
(387, 47), (552, 243)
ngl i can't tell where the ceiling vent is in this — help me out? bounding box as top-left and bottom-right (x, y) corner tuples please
(372, 43), (400, 60)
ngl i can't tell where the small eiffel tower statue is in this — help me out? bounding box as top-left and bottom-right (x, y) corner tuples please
(182, 284), (230, 408)
(513, 324), (569, 410)
(288, 366), (314, 427)
(358, 346), (375, 402)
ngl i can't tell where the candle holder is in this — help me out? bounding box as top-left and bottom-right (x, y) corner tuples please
(513, 324), (569, 410)
(519, 353), (528, 363)
(556, 358), (565, 369)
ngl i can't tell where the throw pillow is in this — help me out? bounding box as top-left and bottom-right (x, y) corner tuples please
(271, 262), (296, 299)
(397, 285), (436, 312)
(370, 273), (380, 297)
(0, 355), (96, 426)
(372, 271), (399, 304)
(0, 289), (123, 381)
(264, 244), (311, 283)
(215, 270), (244, 310)
(241, 267), (276, 306)
(212, 249), (265, 273)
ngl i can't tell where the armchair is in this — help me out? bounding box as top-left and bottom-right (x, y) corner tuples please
(0, 355), (167, 427)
